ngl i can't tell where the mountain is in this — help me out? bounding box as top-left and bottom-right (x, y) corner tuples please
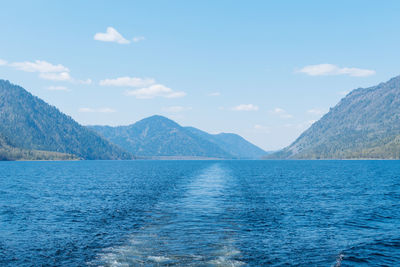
(269, 75), (400, 159)
(90, 115), (266, 159)
(0, 80), (132, 160)
(184, 127), (267, 159)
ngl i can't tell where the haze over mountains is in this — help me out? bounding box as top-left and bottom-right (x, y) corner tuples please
(270, 75), (400, 159)
(89, 116), (267, 159)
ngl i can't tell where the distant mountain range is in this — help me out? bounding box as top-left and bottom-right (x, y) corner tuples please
(0, 79), (266, 160)
(269, 75), (400, 159)
(0, 80), (132, 160)
(89, 115), (267, 159)
(5, 74), (400, 160)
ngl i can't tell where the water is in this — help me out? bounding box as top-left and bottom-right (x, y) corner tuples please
(0, 160), (400, 266)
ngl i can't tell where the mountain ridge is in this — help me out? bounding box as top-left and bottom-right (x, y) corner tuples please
(90, 115), (266, 159)
(0, 79), (133, 160)
(268, 75), (400, 159)
(184, 126), (266, 159)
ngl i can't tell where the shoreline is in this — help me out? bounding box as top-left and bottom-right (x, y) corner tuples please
(2, 158), (400, 162)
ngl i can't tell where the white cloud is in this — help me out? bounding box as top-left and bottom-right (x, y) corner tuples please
(101, 76), (183, 99)
(298, 64), (375, 77)
(11, 60), (69, 73)
(0, 59), (7, 66)
(163, 106), (192, 113)
(208, 92), (221, 96)
(232, 104), (259, 111)
(78, 107), (116, 113)
(99, 76), (155, 87)
(307, 108), (325, 116)
(133, 36), (145, 43)
(273, 108), (285, 114)
(94, 27), (130, 44)
(271, 107), (293, 119)
(126, 84), (186, 99)
(5, 59), (90, 83)
(46, 86), (69, 91)
(339, 90), (349, 96)
(39, 72), (71, 81)
(77, 78), (92, 85)
(10, 59), (71, 81)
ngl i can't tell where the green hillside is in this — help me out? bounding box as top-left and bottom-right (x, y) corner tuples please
(90, 115), (266, 159)
(0, 80), (133, 160)
(269, 75), (400, 159)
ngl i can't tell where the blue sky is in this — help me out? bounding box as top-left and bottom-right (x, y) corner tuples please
(1, 0), (399, 150)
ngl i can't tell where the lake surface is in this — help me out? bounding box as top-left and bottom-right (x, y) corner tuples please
(0, 160), (399, 266)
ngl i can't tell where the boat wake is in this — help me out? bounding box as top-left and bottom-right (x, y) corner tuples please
(89, 163), (245, 266)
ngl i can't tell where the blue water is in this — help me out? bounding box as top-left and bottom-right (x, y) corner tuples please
(0, 160), (400, 266)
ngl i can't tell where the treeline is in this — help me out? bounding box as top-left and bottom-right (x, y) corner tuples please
(0, 147), (78, 161)
(270, 131), (400, 159)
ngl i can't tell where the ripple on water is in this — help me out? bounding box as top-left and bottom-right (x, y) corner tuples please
(90, 164), (246, 266)
(2, 160), (400, 266)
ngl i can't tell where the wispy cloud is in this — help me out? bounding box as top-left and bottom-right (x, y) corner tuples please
(271, 107), (293, 119)
(99, 76), (155, 87)
(11, 60), (69, 73)
(46, 86), (69, 91)
(100, 76), (183, 99)
(78, 107), (116, 113)
(39, 72), (71, 81)
(307, 108), (325, 116)
(273, 108), (285, 114)
(76, 79), (92, 85)
(126, 84), (186, 99)
(298, 64), (375, 77)
(94, 27), (130, 44)
(163, 106), (192, 113)
(133, 36), (145, 43)
(0, 59), (7, 66)
(11, 59), (72, 81)
(208, 92), (221, 96)
(6, 59), (90, 83)
(232, 104), (259, 111)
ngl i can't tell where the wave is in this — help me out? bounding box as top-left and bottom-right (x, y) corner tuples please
(337, 237), (400, 266)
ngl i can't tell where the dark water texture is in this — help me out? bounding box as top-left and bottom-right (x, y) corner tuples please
(0, 160), (400, 266)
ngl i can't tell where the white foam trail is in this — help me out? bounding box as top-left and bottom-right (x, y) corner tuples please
(90, 164), (245, 266)
(147, 255), (170, 262)
(333, 253), (344, 267)
(208, 244), (246, 267)
(208, 257), (246, 267)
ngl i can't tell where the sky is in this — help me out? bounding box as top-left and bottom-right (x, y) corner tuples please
(1, 0), (399, 150)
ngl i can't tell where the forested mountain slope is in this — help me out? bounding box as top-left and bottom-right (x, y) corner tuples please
(269, 75), (400, 159)
(90, 115), (266, 159)
(0, 80), (132, 160)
